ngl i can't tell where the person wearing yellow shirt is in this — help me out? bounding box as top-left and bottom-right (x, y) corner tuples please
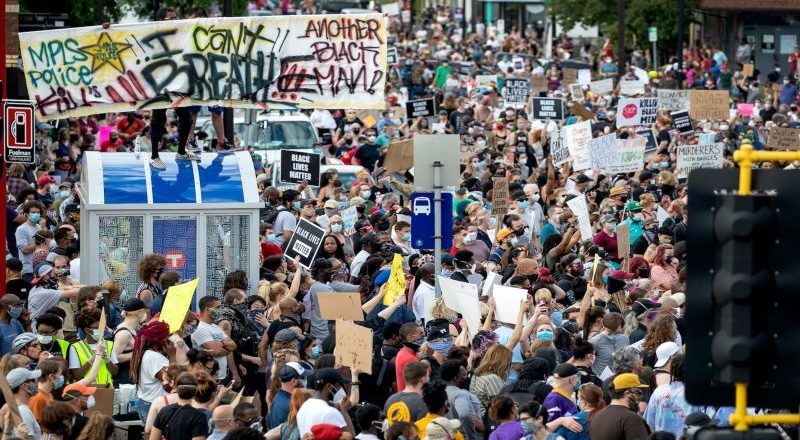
(415, 380), (465, 440)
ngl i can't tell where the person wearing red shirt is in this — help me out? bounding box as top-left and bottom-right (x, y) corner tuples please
(789, 46), (800, 75)
(395, 323), (424, 391)
(100, 131), (124, 152)
(593, 214), (619, 261)
(116, 113), (145, 144)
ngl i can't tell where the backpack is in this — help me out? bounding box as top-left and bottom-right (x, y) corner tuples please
(260, 204), (284, 225)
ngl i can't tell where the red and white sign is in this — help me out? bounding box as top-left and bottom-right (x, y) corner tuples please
(615, 97), (659, 128)
(164, 249), (186, 270)
(3, 100), (36, 164)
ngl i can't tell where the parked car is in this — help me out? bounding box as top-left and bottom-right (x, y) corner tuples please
(271, 163), (365, 191)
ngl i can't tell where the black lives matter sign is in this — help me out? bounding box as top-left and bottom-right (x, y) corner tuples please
(531, 98), (565, 120)
(405, 98), (436, 118)
(285, 218), (327, 269)
(505, 79), (529, 105)
(280, 150), (320, 185)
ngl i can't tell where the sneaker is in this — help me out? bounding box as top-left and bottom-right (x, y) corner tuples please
(187, 139), (202, 153)
(176, 152), (201, 161)
(218, 140), (241, 152)
(150, 158), (166, 170)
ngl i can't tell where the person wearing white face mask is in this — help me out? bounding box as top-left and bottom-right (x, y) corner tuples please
(5, 367), (43, 440)
(457, 225), (489, 263)
(112, 298), (149, 386)
(28, 360), (65, 423)
(62, 382), (100, 439)
(523, 184), (545, 238)
(268, 361), (314, 429)
(296, 368), (355, 436)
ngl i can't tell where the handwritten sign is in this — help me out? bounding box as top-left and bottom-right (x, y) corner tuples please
(689, 90), (730, 121)
(476, 75), (497, 89)
(566, 195), (593, 240)
(19, 15), (388, 118)
(551, 129), (569, 166)
(562, 68), (578, 85)
(609, 138), (646, 174)
(571, 102), (593, 120)
(676, 142), (724, 178)
(737, 103), (753, 117)
(159, 278), (199, 333)
(563, 120), (592, 171)
(531, 76), (548, 94)
(318, 292), (363, 321)
(588, 133), (617, 170)
(383, 139), (413, 172)
(656, 89), (690, 112)
(616, 98), (658, 127)
(620, 79), (645, 96)
(340, 206), (358, 235)
(569, 83), (584, 101)
(617, 222), (630, 259)
(492, 177), (509, 214)
(590, 78), (614, 95)
(768, 127), (800, 150)
(743, 63), (754, 78)
(383, 253), (406, 305)
(335, 320), (373, 374)
(578, 69), (592, 85)
(505, 78), (529, 106)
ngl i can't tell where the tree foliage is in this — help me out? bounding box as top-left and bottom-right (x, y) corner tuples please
(125, 0), (250, 20)
(548, 0), (696, 59)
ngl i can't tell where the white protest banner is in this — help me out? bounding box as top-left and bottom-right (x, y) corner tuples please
(609, 138), (646, 174)
(481, 271), (501, 297)
(438, 276), (481, 337)
(551, 130), (569, 166)
(633, 67), (650, 84)
(19, 14), (388, 118)
(657, 89), (691, 112)
(578, 69), (592, 85)
(566, 195), (593, 240)
(563, 120), (592, 171)
(620, 80), (645, 96)
(616, 98), (658, 128)
(382, 1), (401, 16)
(698, 133), (716, 145)
(590, 78), (614, 95)
(340, 207), (358, 236)
(676, 142), (724, 178)
(656, 206), (669, 226)
(476, 75), (497, 89)
(492, 285), (527, 324)
(588, 133), (617, 170)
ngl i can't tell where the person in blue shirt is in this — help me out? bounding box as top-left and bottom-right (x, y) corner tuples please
(622, 200), (645, 245)
(267, 361), (313, 429)
(0, 294), (25, 356)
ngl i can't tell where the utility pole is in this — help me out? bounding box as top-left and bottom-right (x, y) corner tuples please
(616, 0), (626, 79)
(677, 0), (685, 89)
(223, 0), (234, 147)
(1, 0), (8, 284)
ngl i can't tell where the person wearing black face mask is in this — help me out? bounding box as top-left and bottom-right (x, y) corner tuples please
(135, 254), (167, 310)
(440, 359), (483, 439)
(395, 323), (425, 390)
(588, 373), (649, 440)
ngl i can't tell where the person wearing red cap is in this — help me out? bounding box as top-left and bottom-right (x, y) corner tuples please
(62, 382), (98, 438)
(35, 176), (56, 200)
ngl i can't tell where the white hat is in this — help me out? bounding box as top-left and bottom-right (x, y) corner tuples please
(6, 368), (41, 388)
(671, 292), (686, 307)
(653, 341), (681, 368)
(425, 417), (461, 440)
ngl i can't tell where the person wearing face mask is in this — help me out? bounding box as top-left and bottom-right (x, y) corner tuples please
(112, 299), (148, 386)
(62, 382), (99, 439)
(135, 254), (167, 310)
(28, 360), (65, 423)
(5, 368), (43, 439)
(592, 214), (619, 262)
(542, 363), (581, 424)
(632, 218), (658, 257)
(568, 340), (601, 387)
(216, 288), (262, 393)
(28, 263), (80, 330)
(411, 264), (436, 324)
(621, 200), (645, 246)
(35, 313), (69, 361)
(649, 244), (679, 291)
(588, 373), (650, 439)
(192, 296), (236, 385)
(439, 360), (483, 440)
(295, 368), (355, 436)
(268, 361), (314, 429)
(354, 129), (381, 172)
(271, 189), (302, 248)
(16, 201), (46, 282)
(394, 323), (426, 391)
(391, 221), (415, 254)
(207, 405), (235, 440)
(69, 308), (117, 386)
(0, 294), (25, 356)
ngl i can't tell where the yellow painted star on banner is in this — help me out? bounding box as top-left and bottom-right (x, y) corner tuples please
(80, 32), (132, 74)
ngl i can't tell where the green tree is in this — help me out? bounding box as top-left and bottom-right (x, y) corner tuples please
(125, 0), (250, 20)
(548, 0), (695, 61)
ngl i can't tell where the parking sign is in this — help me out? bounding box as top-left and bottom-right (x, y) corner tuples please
(410, 192), (453, 250)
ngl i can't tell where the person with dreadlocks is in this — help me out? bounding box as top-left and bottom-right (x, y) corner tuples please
(131, 321), (174, 425)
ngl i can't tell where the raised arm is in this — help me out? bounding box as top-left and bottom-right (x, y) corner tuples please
(505, 296), (531, 351)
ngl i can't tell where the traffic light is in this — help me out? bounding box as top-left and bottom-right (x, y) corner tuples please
(686, 169), (800, 408)
(689, 427), (783, 440)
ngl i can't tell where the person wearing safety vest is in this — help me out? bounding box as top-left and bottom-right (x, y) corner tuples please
(34, 312), (71, 379)
(68, 308), (117, 386)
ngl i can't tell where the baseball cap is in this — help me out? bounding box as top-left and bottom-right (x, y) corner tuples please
(632, 299), (662, 316)
(425, 417), (461, 440)
(63, 382), (97, 397)
(122, 298), (147, 312)
(323, 199), (338, 210)
(279, 361), (314, 382)
(625, 200), (643, 212)
(496, 228), (513, 242)
(37, 176), (56, 187)
(12, 333), (37, 354)
(426, 318), (450, 341)
(274, 328), (304, 343)
(59, 181), (73, 189)
(6, 368), (41, 388)
(553, 363), (580, 379)
(609, 186), (627, 197)
(310, 424), (343, 440)
(315, 368), (351, 386)
(611, 373), (649, 390)
(658, 296), (679, 310)
(349, 196), (366, 207)
(575, 174), (591, 184)
(653, 341), (681, 368)
(31, 263), (54, 284)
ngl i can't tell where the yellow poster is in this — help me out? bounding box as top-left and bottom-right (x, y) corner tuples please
(383, 253), (406, 306)
(159, 278), (199, 333)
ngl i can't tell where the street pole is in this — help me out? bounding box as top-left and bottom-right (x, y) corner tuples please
(433, 161), (443, 298)
(223, 0), (234, 145)
(616, 0), (625, 78)
(652, 40), (657, 69)
(677, 0), (685, 89)
(1, 0), (7, 285)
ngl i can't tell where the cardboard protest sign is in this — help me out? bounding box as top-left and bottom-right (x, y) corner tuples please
(280, 150), (320, 185)
(335, 320), (373, 374)
(492, 177), (509, 214)
(492, 286), (528, 324)
(578, 69), (592, 85)
(438, 276), (481, 338)
(566, 195), (593, 240)
(19, 14), (388, 119)
(767, 127), (800, 150)
(616, 98), (659, 127)
(476, 75), (497, 89)
(588, 133), (617, 170)
(656, 89), (690, 112)
(743, 63), (754, 77)
(562, 68), (578, 85)
(405, 98), (436, 119)
(689, 90), (730, 120)
(590, 78), (614, 95)
(504, 78), (529, 106)
(676, 142), (724, 178)
(357, 110), (380, 129)
(571, 103), (593, 120)
(531, 97), (565, 120)
(620, 80), (645, 96)
(383, 253), (406, 305)
(609, 138), (646, 174)
(551, 130), (569, 166)
(318, 292), (363, 321)
(617, 222), (630, 259)
(563, 120), (592, 171)
(159, 278), (199, 332)
(383, 139), (413, 172)
(569, 83), (584, 100)
(671, 110), (693, 135)
(285, 219), (326, 269)
(531, 76), (548, 94)
(340, 207), (358, 235)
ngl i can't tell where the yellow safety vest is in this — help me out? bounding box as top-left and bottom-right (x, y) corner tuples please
(72, 340), (115, 386)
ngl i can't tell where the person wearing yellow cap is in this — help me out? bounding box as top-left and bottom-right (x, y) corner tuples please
(588, 373), (650, 439)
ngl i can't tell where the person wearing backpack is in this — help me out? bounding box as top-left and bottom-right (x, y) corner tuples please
(215, 289), (261, 395)
(271, 189), (302, 248)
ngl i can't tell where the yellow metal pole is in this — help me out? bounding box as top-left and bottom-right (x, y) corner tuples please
(731, 382), (750, 431)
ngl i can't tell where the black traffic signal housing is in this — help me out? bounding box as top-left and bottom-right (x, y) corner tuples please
(689, 427), (783, 440)
(686, 169), (800, 408)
